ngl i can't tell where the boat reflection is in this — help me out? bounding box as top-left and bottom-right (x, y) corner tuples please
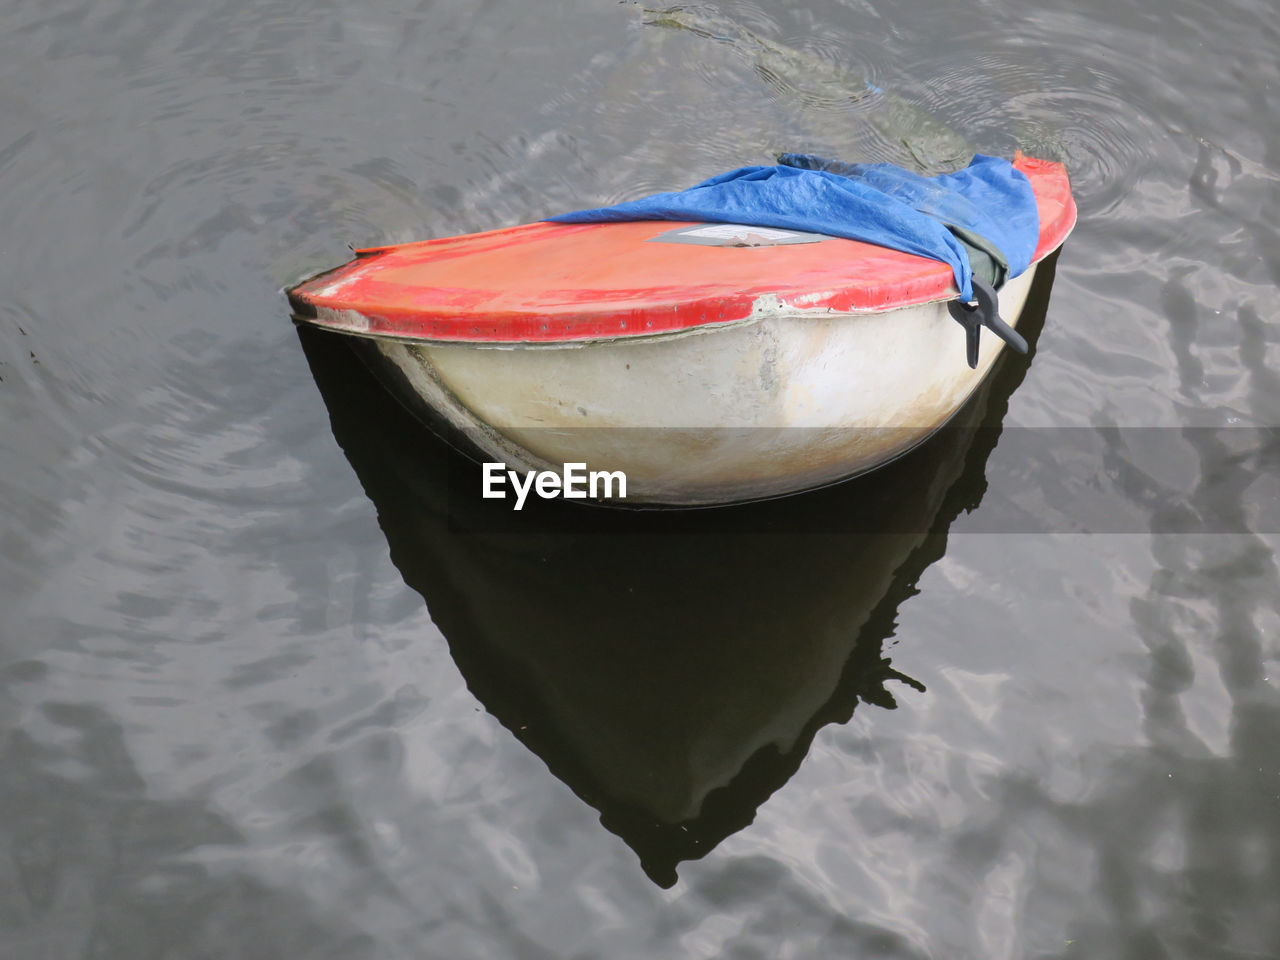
(299, 255), (1058, 887)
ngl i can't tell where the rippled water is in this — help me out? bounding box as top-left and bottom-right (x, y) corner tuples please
(2, 0), (1279, 956)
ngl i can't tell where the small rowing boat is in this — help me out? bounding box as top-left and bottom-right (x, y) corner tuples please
(288, 154), (1075, 505)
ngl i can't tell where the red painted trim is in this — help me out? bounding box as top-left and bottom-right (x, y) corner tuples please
(289, 157), (1075, 344)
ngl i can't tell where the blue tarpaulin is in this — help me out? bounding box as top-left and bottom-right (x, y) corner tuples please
(548, 153), (1039, 303)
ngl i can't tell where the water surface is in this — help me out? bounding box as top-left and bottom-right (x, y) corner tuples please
(2, 0), (1279, 957)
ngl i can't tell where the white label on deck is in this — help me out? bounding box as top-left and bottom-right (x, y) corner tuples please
(648, 223), (827, 246)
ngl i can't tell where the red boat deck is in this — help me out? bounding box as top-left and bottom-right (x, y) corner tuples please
(288, 156), (1076, 344)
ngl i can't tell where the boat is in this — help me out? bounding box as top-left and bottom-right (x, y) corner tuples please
(287, 155), (1075, 505)
(295, 255), (1056, 881)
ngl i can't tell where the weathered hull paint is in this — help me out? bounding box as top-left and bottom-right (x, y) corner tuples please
(351, 264), (1037, 505)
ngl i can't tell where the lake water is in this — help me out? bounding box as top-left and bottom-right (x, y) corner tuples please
(2, 0), (1279, 957)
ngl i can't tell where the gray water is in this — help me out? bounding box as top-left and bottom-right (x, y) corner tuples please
(2, 0), (1279, 957)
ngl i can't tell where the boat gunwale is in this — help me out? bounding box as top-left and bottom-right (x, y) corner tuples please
(289, 214), (1073, 350)
(286, 158), (1076, 349)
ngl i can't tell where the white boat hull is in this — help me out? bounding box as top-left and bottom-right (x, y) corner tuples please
(352, 265), (1039, 505)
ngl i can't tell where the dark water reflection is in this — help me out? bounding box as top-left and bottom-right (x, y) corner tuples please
(3, 0), (1280, 955)
(297, 261), (1056, 888)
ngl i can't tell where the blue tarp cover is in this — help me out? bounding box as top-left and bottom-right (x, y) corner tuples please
(548, 153), (1039, 303)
